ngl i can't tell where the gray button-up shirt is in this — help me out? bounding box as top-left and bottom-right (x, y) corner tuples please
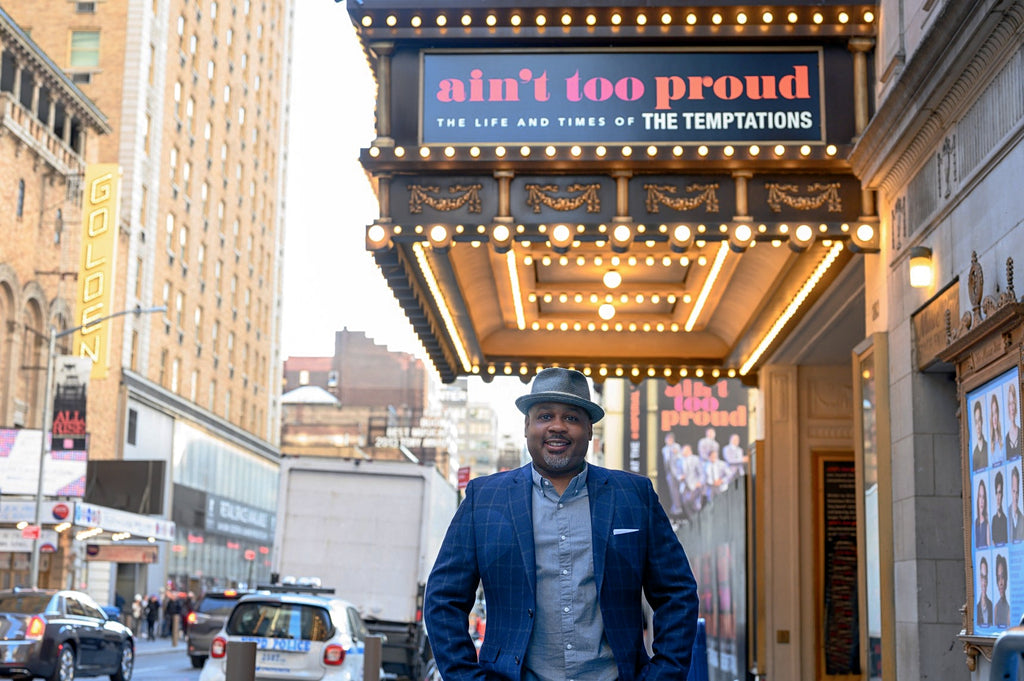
(524, 464), (617, 681)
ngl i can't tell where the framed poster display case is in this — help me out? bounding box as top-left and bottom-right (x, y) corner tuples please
(937, 254), (1024, 669)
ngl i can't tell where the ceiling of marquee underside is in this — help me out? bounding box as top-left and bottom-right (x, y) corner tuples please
(383, 231), (857, 383)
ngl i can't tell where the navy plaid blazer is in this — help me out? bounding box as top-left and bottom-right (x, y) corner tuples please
(424, 463), (699, 681)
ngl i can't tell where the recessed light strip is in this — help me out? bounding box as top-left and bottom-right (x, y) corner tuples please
(684, 241), (729, 331)
(506, 250), (526, 330)
(412, 243), (472, 372)
(740, 242), (845, 375)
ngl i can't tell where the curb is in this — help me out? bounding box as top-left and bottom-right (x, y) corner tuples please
(134, 639), (187, 656)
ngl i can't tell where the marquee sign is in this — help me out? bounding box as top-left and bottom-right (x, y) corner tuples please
(422, 49), (823, 145)
(74, 164), (121, 380)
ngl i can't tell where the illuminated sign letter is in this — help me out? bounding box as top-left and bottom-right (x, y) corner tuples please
(74, 164), (121, 380)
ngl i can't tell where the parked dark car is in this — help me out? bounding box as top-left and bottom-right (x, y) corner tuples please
(186, 590), (248, 668)
(0, 587), (134, 681)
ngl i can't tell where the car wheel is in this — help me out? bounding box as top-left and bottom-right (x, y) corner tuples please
(47, 643), (75, 681)
(190, 655), (206, 669)
(109, 643), (134, 681)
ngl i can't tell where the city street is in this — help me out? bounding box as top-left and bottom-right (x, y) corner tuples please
(132, 641), (200, 681)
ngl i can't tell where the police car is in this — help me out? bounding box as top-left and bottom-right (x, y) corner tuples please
(198, 586), (371, 681)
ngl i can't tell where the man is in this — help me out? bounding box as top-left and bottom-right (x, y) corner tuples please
(424, 368), (699, 681)
(977, 556), (993, 627)
(697, 427), (720, 463)
(972, 399), (989, 471)
(660, 433), (683, 514)
(721, 433), (748, 478)
(992, 471), (1009, 545)
(679, 444), (707, 514)
(1011, 466), (1024, 542)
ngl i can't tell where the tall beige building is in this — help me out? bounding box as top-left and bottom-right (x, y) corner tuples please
(3, 0), (293, 594)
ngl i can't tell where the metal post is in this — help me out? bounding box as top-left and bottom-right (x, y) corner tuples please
(226, 640), (257, 681)
(364, 635), (382, 681)
(29, 327), (56, 589)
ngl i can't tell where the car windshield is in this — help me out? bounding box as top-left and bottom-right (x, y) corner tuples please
(226, 602), (333, 641)
(198, 595), (241, 616)
(0, 594), (54, 614)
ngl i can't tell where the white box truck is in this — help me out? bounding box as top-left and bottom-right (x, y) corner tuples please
(271, 456), (458, 681)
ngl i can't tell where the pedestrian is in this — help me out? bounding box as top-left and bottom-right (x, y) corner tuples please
(131, 594), (145, 636)
(424, 367), (699, 681)
(163, 591), (180, 639)
(145, 595), (160, 640)
(182, 591), (195, 635)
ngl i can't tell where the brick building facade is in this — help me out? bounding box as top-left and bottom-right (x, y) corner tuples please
(1, 0), (294, 596)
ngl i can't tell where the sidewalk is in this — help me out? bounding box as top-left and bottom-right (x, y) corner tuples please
(134, 635), (188, 657)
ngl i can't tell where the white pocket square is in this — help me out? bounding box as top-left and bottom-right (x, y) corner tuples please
(613, 528), (639, 535)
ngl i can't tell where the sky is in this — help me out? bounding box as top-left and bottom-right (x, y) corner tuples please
(282, 1), (526, 437)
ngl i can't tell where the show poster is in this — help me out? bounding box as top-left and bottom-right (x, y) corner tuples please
(51, 356), (91, 451)
(623, 381), (646, 475)
(676, 484), (747, 681)
(656, 378), (749, 519)
(422, 50), (823, 145)
(968, 366), (1024, 634)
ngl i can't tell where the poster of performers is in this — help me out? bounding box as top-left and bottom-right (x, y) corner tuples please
(660, 377), (749, 681)
(657, 378), (749, 520)
(967, 366), (1023, 635)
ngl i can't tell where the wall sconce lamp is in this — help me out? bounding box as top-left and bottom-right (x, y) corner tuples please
(909, 246), (933, 288)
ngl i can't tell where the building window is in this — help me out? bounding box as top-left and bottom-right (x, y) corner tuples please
(130, 331), (139, 372)
(126, 408), (138, 445)
(16, 179), (25, 218)
(69, 31), (100, 68)
(134, 257), (143, 298)
(299, 370), (310, 386)
(54, 209), (63, 244)
(171, 358), (180, 392)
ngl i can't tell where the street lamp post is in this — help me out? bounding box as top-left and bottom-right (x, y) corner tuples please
(29, 304), (166, 589)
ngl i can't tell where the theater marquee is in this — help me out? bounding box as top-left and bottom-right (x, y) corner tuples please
(422, 49), (823, 145)
(75, 164), (121, 380)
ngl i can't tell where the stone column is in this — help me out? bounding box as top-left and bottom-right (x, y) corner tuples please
(733, 170), (753, 222)
(370, 42), (394, 147)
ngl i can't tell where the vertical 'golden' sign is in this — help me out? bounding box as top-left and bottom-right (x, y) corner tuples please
(74, 164), (121, 380)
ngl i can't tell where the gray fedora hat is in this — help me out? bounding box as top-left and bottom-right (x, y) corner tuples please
(515, 367), (604, 423)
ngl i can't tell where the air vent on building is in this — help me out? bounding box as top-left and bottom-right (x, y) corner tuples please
(76, 2), (97, 13)
(71, 72), (92, 85)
